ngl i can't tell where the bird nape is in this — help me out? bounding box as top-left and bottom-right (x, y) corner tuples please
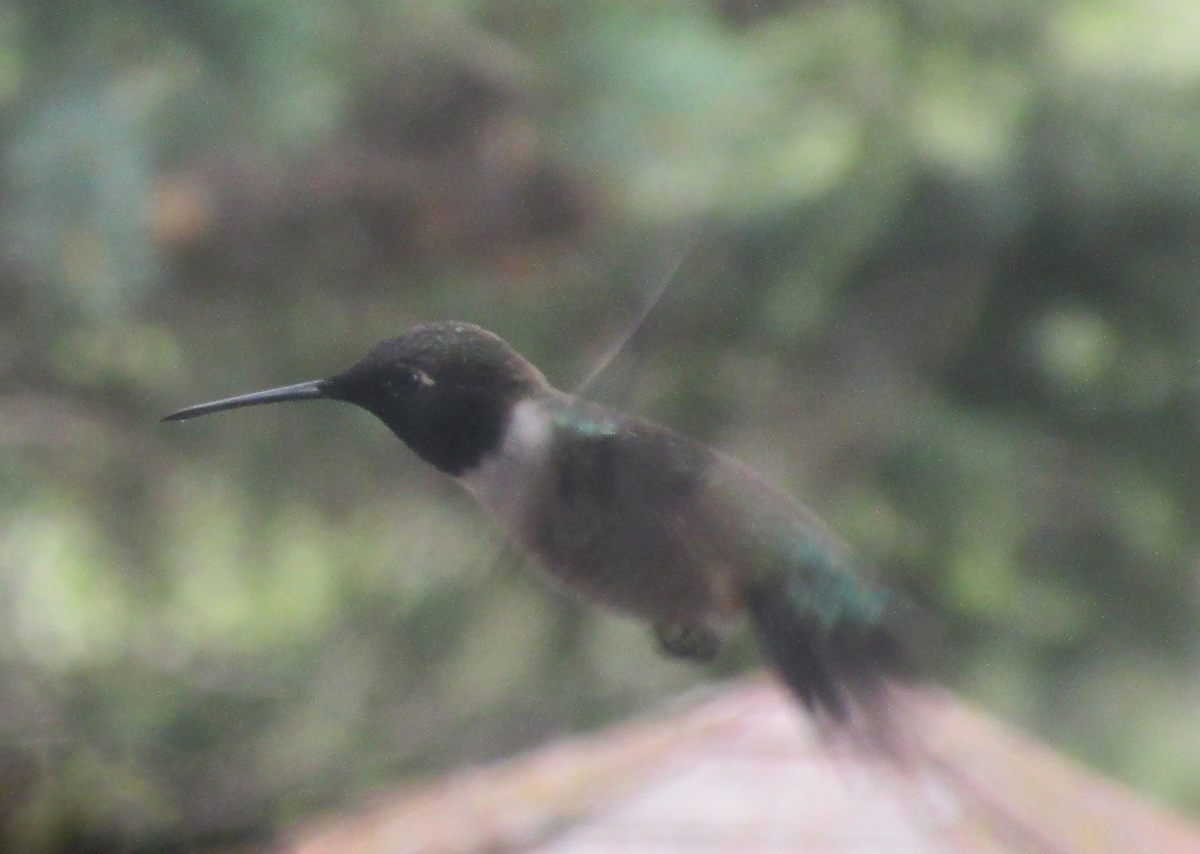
(163, 321), (911, 747)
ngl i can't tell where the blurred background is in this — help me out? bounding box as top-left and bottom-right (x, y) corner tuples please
(2, 0), (1199, 850)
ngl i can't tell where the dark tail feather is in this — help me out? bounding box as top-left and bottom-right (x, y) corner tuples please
(744, 583), (913, 753)
(747, 586), (1073, 853)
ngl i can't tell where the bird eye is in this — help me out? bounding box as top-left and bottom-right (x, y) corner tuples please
(382, 368), (435, 400)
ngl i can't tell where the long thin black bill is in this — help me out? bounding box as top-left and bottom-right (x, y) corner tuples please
(161, 380), (326, 422)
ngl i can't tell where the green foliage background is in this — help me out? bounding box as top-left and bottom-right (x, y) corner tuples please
(1, 0), (1199, 850)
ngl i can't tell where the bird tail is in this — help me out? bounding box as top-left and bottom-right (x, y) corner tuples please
(743, 576), (914, 758)
(745, 579), (1074, 854)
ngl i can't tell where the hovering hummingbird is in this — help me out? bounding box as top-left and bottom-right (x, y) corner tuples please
(163, 321), (908, 743)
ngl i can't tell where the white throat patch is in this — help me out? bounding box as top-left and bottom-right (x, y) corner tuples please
(458, 397), (554, 530)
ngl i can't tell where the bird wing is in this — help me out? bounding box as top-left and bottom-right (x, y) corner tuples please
(521, 399), (734, 624)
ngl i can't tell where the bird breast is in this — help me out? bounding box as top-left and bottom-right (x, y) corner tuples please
(458, 396), (557, 534)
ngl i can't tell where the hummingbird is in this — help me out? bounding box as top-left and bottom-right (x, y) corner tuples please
(163, 321), (908, 742)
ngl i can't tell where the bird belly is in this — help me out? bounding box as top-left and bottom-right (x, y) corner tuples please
(528, 528), (739, 624)
(465, 395), (745, 624)
(520, 458), (741, 625)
